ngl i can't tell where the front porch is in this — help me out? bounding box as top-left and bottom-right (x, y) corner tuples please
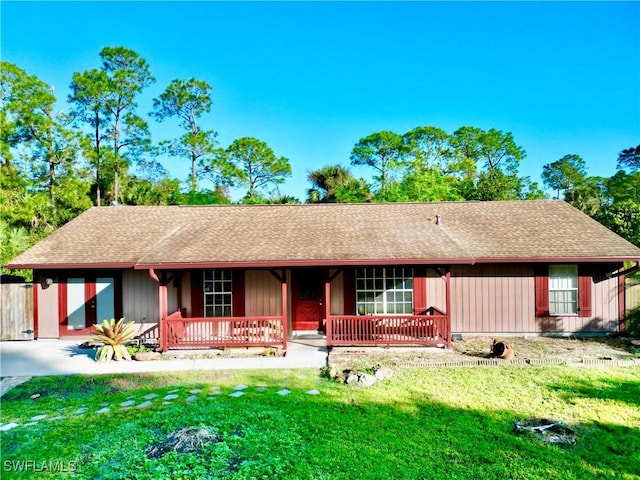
(151, 266), (452, 352)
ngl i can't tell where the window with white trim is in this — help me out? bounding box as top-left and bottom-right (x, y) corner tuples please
(356, 267), (413, 315)
(549, 265), (578, 315)
(204, 270), (232, 317)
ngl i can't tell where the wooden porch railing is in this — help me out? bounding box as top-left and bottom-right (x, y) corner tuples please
(326, 312), (450, 347)
(162, 311), (287, 351)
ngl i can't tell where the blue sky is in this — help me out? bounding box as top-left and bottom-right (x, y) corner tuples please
(2, 1), (639, 201)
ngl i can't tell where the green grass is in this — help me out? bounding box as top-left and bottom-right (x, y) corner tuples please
(1, 366), (639, 479)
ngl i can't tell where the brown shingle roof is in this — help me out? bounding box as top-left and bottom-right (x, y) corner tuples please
(7, 200), (640, 269)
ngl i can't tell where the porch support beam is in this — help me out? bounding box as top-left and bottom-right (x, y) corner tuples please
(270, 269), (286, 284)
(281, 279), (288, 350)
(149, 268), (171, 352)
(431, 266), (446, 278)
(328, 269), (342, 282)
(444, 267), (452, 349)
(325, 280), (332, 347)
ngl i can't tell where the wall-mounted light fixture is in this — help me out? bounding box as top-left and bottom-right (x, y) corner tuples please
(45, 277), (53, 286)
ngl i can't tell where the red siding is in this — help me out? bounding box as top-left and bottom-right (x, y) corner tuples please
(413, 267), (427, 314)
(578, 267), (592, 318)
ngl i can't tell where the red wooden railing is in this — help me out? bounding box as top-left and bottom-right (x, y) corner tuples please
(162, 311), (287, 351)
(326, 312), (449, 347)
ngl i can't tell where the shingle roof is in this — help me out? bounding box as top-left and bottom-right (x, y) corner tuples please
(6, 200), (640, 270)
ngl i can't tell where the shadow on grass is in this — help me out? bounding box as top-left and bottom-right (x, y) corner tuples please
(549, 376), (640, 409)
(2, 369), (639, 479)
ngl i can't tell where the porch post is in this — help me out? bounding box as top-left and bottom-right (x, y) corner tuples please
(158, 282), (168, 352)
(149, 269), (170, 352)
(325, 280), (332, 347)
(281, 279), (288, 350)
(445, 268), (452, 349)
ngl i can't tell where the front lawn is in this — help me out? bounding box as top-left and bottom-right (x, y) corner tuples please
(1, 366), (639, 479)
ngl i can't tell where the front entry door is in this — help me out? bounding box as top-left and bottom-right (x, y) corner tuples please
(292, 269), (325, 332)
(60, 277), (116, 336)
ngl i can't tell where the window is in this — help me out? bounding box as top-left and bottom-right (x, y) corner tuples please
(356, 267), (413, 315)
(204, 270), (232, 317)
(548, 265), (578, 315)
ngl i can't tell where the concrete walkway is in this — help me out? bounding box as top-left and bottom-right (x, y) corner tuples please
(0, 339), (328, 378)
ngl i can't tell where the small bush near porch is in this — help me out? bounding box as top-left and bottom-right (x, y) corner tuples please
(1, 366), (639, 479)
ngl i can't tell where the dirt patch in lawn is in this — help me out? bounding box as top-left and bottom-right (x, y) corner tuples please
(328, 336), (640, 370)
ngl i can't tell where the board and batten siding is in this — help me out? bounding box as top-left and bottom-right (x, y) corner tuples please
(245, 270), (282, 316)
(122, 270), (177, 334)
(427, 265), (620, 335)
(36, 277), (59, 338)
(329, 269), (344, 315)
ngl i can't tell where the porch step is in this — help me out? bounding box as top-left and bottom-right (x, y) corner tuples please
(292, 330), (326, 340)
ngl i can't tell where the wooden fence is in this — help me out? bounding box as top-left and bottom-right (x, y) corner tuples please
(627, 277), (640, 314)
(0, 282), (34, 341)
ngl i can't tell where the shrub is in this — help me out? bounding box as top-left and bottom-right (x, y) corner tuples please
(93, 318), (136, 362)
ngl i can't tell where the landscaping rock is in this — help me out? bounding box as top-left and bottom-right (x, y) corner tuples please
(374, 367), (394, 380)
(346, 372), (377, 387)
(134, 351), (161, 361)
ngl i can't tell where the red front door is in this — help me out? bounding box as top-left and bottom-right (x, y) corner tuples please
(292, 269), (325, 332)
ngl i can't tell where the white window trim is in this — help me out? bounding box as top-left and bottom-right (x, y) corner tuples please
(356, 267), (414, 315)
(203, 270), (233, 317)
(548, 264), (578, 316)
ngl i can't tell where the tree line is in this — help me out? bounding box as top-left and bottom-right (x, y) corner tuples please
(1, 46), (638, 277)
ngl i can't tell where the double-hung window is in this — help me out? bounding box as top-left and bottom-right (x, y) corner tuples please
(203, 270), (232, 317)
(356, 267), (413, 315)
(548, 265), (578, 315)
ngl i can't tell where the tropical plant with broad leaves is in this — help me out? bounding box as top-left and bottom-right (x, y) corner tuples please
(93, 318), (136, 362)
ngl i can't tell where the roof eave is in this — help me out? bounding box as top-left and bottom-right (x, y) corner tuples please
(133, 255), (639, 270)
(5, 262), (136, 270)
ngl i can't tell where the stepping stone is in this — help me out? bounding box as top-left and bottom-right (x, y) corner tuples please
(48, 416), (65, 422)
(162, 401), (172, 405)
(96, 407), (111, 414)
(164, 394), (179, 401)
(168, 389), (179, 394)
(120, 400), (135, 407)
(24, 422), (38, 427)
(143, 393), (158, 400)
(73, 407), (88, 415)
(189, 389), (202, 394)
(31, 414), (47, 421)
(306, 389), (321, 395)
(233, 385), (248, 391)
(257, 387), (268, 393)
(137, 401), (152, 409)
(229, 391), (244, 398)
(186, 395), (198, 402)
(0, 423), (19, 431)
(277, 389), (291, 396)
